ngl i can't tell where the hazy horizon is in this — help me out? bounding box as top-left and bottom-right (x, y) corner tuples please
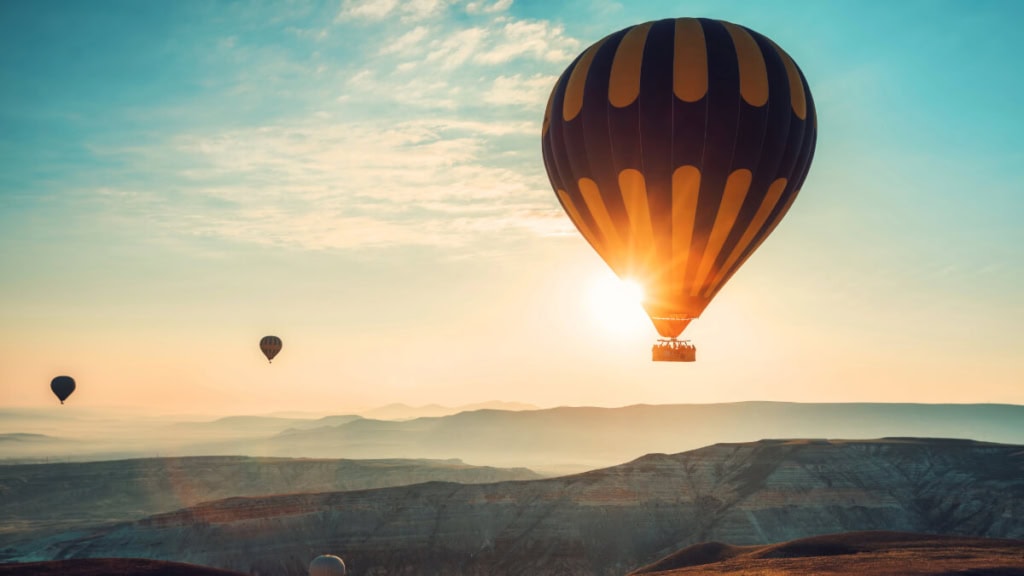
(5, 397), (1024, 421)
(5, 402), (1022, 475)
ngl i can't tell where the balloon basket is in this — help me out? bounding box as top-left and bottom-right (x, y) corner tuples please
(652, 338), (696, 362)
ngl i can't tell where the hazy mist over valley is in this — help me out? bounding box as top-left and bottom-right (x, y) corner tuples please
(3, 402), (1022, 474)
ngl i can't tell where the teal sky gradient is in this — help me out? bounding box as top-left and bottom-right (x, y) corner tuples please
(1, 0), (1021, 413)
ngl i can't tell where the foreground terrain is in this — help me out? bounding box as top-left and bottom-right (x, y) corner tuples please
(630, 531), (1024, 575)
(0, 558), (246, 575)
(9, 438), (1023, 575)
(3, 532), (1022, 575)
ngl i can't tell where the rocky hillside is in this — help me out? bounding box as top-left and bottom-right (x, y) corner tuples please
(12, 438), (1024, 575)
(0, 456), (538, 550)
(629, 531), (1024, 575)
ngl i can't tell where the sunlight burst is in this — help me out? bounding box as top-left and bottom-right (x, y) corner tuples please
(586, 274), (649, 336)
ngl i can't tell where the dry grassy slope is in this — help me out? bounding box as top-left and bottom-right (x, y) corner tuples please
(629, 531), (1024, 575)
(15, 438), (1024, 576)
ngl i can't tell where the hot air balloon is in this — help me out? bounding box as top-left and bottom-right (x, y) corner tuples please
(309, 554), (347, 576)
(542, 17), (817, 361)
(50, 375), (76, 405)
(259, 335), (282, 363)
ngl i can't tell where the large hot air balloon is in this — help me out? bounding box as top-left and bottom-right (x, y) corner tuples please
(259, 335), (282, 364)
(50, 375), (75, 405)
(542, 17), (816, 361)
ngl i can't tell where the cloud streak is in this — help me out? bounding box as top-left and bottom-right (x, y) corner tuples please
(87, 116), (568, 250)
(485, 73), (559, 107)
(338, 0), (451, 23)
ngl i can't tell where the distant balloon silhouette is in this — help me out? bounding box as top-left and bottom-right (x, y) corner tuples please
(309, 554), (346, 576)
(259, 335), (282, 364)
(541, 17), (817, 361)
(50, 376), (76, 405)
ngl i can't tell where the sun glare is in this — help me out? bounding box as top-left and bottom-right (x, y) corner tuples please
(587, 274), (649, 336)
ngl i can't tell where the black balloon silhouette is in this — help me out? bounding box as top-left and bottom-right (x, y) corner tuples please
(51, 375), (76, 405)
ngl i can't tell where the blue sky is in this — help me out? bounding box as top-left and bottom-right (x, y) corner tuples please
(1, 0), (1021, 413)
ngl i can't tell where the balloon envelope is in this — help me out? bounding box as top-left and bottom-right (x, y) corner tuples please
(309, 554), (346, 576)
(50, 376), (75, 404)
(542, 17), (817, 337)
(259, 335), (282, 363)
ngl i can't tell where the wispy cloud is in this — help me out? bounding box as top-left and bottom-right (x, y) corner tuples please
(466, 0), (514, 14)
(337, 0), (451, 23)
(340, 12), (578, 111)
(406, 17), (578, 69)
(424, 27), (488, 69)
(286, 25), (331, 41)
(484, 73), (559, 107)
(87, 116), (567, 250)
(337, 0), (400, 21)
(66, 1), (582, 252)
(474, 18), (579, 64)
(379, 25), (432, 55)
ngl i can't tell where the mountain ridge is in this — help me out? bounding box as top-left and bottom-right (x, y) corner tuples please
(5, 402), (1023, 474)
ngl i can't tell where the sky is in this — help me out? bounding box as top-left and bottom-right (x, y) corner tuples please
(1, 0), (1022, 415)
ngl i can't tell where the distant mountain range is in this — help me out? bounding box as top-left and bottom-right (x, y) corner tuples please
(12, 438), (1024, 575)
(359, 401), (539, 421)
(3, 402), (1023, 474)
(187, 402), (1024, 474)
